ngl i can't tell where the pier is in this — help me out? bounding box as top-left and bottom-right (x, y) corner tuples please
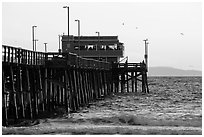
(2, 44), (149, 126)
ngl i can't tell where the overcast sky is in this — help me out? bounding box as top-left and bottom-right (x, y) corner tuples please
(2, 2), (202, 70)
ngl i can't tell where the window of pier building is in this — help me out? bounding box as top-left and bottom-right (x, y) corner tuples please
(74, 44), (122, 51)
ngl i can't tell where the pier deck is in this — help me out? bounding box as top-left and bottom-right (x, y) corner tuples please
(2, 45), (148, 126)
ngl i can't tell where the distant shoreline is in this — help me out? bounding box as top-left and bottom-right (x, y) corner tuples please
(148, 67), (202, 77)
(147, 75), (202, 77)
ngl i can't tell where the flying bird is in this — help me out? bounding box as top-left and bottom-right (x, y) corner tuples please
(180, 33), (184, 35)
(122, 23), (124, 25)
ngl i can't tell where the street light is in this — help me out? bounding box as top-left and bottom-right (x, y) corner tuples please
(143, 39), (149, 71)
(58, 35), (62, 53)
(32, 26), (37, 51)
(75, 19), (80, 36)
(34, 39), (38, 51)
(75, 19), (80, 55)
(44, 43), (47, 53)
(63, 6), (69, 48)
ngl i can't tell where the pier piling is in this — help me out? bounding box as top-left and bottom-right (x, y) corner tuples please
(2, 45), (148, 126)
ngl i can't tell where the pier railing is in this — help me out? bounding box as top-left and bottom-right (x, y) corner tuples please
(2, 45), (111, 69)
(112, 62), (147, 71)
(2, 45), (149, 126)
(2, 45), (46, 65)
(2, 45), (113, 126)
(118, 62), (146, 69)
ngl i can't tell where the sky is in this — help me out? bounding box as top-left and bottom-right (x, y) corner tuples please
(2, 1), (202, 71)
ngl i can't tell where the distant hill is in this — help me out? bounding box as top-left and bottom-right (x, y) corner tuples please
(148, 67), (202, 76)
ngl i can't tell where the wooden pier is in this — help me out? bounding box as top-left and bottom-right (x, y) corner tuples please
(2, 45), (149, 126)
(112, 62), (149, 94)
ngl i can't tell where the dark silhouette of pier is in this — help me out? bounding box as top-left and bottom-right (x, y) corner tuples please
(2, 45), (148, 126)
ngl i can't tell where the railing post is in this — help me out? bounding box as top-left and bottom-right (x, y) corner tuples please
(11, 47), (14, 63)
(8, 47), (10, 63)
(3, 46), (6, 62)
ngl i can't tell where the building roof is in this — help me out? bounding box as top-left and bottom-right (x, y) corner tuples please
(62, 35), (123, 44)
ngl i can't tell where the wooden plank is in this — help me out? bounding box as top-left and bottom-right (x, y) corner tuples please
(142, 72), (146, 93)
(83, 71), (88, 103)
(76, 69), (83, 106)
(90, 71), (95, 100)
(85, 71), (89, 104)
(87, 70), (93, 101)
(61, 75), (64, 105)
(2, 69), (8, 126)
(3, 46), (6, 62)
(30, 51), (32, 65)
(64, 69), (70, 113)
(84, 70), (90, 104)
(17, 49), (21, 64)
(96, 71), (101, 99)
(107, 71), (111, 95)
(93, 70), (98, 100)
(104, 71), (108, 95)
(74, 69), (80, 108)
(131, 72), (134, 92)
(8, 47), (10, 62)
(11, 47), (14, 63)
(135, 72), (137, 93)
(33, 52), (35, 65)
(78, 69), (83, 106)
(10, 66), (18, 120)
(49, 68), (53, 111)
(26, 68), (33, 119)
(83, 70), (88, 105)
(27, 51), (30, 65)
(98, 71), (102, 98)
(80, 70), (87, 105)
(106, 72), (110, 95)
(44, 68), (48, 110)
(17, 66), (25, 118)
(58, 75), (62, 105)
(68, 69), (76, 112)
(126, 72), (129, 93)
(38, 68), (45, 112)
(52, 69), (56, 109)
(72, 69), (79, 111)
(99, 71), (104, 97)
(53, 81), (57, 107)
(101, 71), (106, 96)
(79, 70), (85, 105)
(25, 50), (28, 64)
(55, 72), (60, 105)
(32, 68), (39, 116)
(82, 71), (87, 104)
(121, 73), (125, 93)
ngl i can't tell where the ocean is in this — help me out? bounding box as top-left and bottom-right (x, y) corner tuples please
(2, 76), (202, 135)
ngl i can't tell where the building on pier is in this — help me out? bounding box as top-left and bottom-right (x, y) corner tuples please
(61, 35), (124, 62)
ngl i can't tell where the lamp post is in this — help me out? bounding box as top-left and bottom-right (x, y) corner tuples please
(58, 35), (62, 53)
(34, 39), (38, 51)
(32, 26), (37, 51)
(63, 6), (69, 49)
(44, 43), (47, 53)
(96, 31), (100, 60)
(75, 19), (80, 55)
(143, 39), (149, 71)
